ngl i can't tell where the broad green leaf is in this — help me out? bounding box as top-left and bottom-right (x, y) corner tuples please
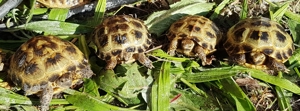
(249, 68), (300, 94)
(181, 66), (244, 83)
(287, 19), (300, 45)
(65, 89), (141, 111)
(14, 21), (93, 35)
(145, 0), (214, 36)
(48, 8), (69, 21)
(83, 79), (99, 97)
(288, 48), (300, 68)
(32, 8), (48, 15)
(94, 70), (127, 93)
(0, 87), (33, 105)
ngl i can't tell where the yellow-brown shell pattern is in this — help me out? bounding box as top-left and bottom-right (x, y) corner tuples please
(167, 15), (221, 56)
(37, 0), (91, 8)
(224, 17), (294, 63)
(93, 15), (152, 62)
(8, 35), (93, 95)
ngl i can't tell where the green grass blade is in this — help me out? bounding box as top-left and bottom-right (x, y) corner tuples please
(151, 61), (171, 111)
(269, 2), (289, 22)
(209, 0), (230, 19)
(219, 78), (255, 111)
(240, 0), (248, 20)
(182, 66), (246, 83)
(88, 0), (106, 27)
(275, 86), (292, 111)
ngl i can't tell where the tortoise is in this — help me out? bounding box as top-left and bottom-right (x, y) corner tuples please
(223, 17), (295, 73)
(8, 35), (94, 111)
(167, 15), (222, 65)
(93, 15), (153, 70)
(37, 0), (91, 8)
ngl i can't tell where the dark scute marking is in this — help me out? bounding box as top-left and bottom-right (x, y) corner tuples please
(117, 24), (129, 31)
(18, 54), (27, 67)
(146, 39), (151, 45)
(242, 45), (253, 52)
(276, 24), (285, 33)
(188, 25), (194, 32)
(173, 22), (183, 28)
(262, 49), (273, 55)
(282, 52), (288, 60)
(107, 19), (118, 25)
(194, 27), (200, 31)
(46, 53), (62, 65)
(210, 45), (214, 50)
(67, 66), (76, 72)
(99, 52), (105, 59)
(114, 34), (127, 44)
(276, 52), (283, 60)
(66, 46), (76, 54)
(249, 31), (259, 40)
(78, 64), (86, 69)
(34, 50), (44, 56)
(202, 43), (208, 49)
(97, 27), (104, 35)
(179, 34), (187, 38)
(276, 31), (286, 42)
(48, 74), (59, 82)
(100, 35), (108, 47)
(25, 63), (38, 75)
(260, 32), (269, 41)
(206, 32), (215, 38)
(112, 49), (122, 56)
(132, 21), (143, 28)
(233, 28), (245, 41)
(105, 55), (111, 60)
(135, 30), (143, 39)
(126, 47), (135, 52)
(251, 20), (271, 27)
(233, 21), (246, 30)
(138, 47), (144, 53)
(192, 37), (200, 42)
(288, 48), (293, 56)
(143, 44), (149, 50)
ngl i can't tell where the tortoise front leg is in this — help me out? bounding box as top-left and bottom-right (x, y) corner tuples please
(105, 57), (118, 70)
(133, 53), (154, 69)
(39, 83), (53, 111)
(194, 45), (213, 65)
(230, 54), (246, 65)
(266, 57), (289, 73)
(167, 38), (179, 56)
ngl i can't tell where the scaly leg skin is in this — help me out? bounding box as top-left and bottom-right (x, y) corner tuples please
(39, 83), (53, 111)
(167, 38), (179, 56)
(105, 57), (118, 70)
(133, 53), (154, 69)
(230, 54), (246, 65)
(194, 45), (212, 65)
(266, 57), (289, 73)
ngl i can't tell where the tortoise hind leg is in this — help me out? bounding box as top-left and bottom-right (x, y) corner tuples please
(105, 57), (118, 70)
(39, 83), (53, 111)
(133, 53), (154, 69)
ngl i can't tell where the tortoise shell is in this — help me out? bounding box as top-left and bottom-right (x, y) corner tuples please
(0, 49), (3, 71)
(167, 15), (221, 65)
(37, 0), (91, 8)
(93, 15), (153, 69)
(223, 17), (294, 72)
(8, 35), (94, 110)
